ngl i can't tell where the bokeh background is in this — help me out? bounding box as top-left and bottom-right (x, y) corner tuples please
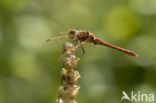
(0, 0), (156, 103)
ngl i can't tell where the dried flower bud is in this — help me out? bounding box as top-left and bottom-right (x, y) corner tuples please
(57, 42), (80, 103)
(63, 42), (75, 55)
(56, 99), (63, 103)
(61, 68), (68, 77)
(63, 55), (80, 70)
(59, 85), (80, 102)
(70, 85), (80, 99)
(66, 70), (80, 84)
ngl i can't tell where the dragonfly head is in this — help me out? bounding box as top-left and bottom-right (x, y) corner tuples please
(68, 29), (77, 39)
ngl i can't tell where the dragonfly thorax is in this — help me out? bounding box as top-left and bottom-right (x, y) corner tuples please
(76, 30), (90, 42)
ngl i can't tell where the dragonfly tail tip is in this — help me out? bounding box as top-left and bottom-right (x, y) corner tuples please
(135, 54), (139, 58)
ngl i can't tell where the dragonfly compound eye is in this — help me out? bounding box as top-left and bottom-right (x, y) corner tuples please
(69, 29), (76, 35)
(68, 29), (77, 39)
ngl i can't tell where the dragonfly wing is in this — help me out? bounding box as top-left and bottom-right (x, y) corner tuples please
(43, 35), (70, 51)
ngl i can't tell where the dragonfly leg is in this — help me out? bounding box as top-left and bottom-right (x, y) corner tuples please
(72, 39), (78, 46)
(80, 44), (85, 56)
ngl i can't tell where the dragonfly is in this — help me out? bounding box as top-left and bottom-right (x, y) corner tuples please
(46, 29), (138, 57)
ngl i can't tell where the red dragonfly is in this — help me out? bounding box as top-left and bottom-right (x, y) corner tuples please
(46, 29), (138, 57)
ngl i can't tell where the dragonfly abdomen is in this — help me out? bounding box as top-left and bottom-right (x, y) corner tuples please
(94, 38), (138, 57)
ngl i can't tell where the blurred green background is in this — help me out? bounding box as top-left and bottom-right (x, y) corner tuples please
(0, 0), (156, 103)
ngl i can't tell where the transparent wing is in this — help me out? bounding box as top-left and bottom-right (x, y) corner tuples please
(43, 35), (70, 52)
(43, 35), (97, 59)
